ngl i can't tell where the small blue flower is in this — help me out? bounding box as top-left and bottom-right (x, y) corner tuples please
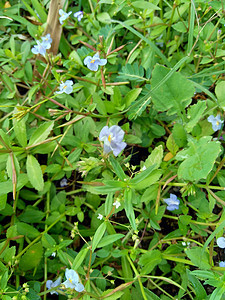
(60, 178), (68, 187)
(164, 194), (180, 211)
(84, 53), (107, 72)
(217, 237), (225, 248)
(74, 11), (83, 22)
(59, 9), (72, 25)
(46, 276), (61, 295)
(219, 261), (225, 267)
(99, 125), (127, 157)
(207, 114), (223, 132)
(41, 33), (52, 46)
(56, 80), (73, 94)
(31, 40), (51, 56)
(63, 268), (84, 292)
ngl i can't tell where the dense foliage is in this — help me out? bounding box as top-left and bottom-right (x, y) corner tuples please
(1, 0), (225, 299)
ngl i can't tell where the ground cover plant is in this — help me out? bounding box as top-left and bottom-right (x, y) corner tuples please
(1, 0), (225, 299)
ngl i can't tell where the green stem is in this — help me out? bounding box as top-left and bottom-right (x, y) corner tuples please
(126, 254), (147, 300)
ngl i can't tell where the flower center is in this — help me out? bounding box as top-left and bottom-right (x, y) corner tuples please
(69, 278), (73, 283)
(90, 60), (95, 63)
(216, 121), (220, 126)
(108, 134), (112, 142)
(63, 85), (67, 89)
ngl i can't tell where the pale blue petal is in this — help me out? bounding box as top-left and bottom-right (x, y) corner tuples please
(84, 56), (92, 65)
(65, 269), (79, 283)
(99, 126), (109, 140)
(63, 279), (75, 289)
(75, 282), (85, 292)
(46, 280), (53, 290)
(112, 141), (127, 156)
(217, 237), (225, 248)
(93, 53), (100, 60)
(170, 194), (177, 201)
(207, 115), (215, 123)
(53, 276), (62, 287)
(98, 58), (107, 66)
(65, 80), (73, 86)
(103, 144), (112, 154)
(87, 61), (99, 71)
(31, 46), (39, 54)
(215, 114), (222, 122)
(219, 261), (225, 267)
(110, 125), (125, 142)
(167, 204), (179, 211)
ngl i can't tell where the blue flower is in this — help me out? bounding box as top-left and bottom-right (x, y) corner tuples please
(99, 125), (127, 156)
(217, 237), (225, 248)
(59, 9), (72, 25)
(63, 268), (84, 292)
(31, 39), (51, 56)
(56, 80), (73, 94)
(84, 53), (107, 71)
(164, 194), (180, 211)
(41, 33), (52, 46)
(60, 178), (68, 187)
(46, 276), (61, 295)
(219, 261), (225, 267)
(207, 114), (223, 132)
(74, 11), (83, 22)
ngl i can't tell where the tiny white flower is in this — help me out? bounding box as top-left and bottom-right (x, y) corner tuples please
(97, 213), (103, 220)
(51, 252), (56, 257)
(113, 200), (121, 209)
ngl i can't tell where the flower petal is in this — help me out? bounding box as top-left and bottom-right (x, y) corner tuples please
(99, 126), (109, 140)
(84, 56), (92, 65)
(75, 282), (85, 292)
(217, 237), (225, 248)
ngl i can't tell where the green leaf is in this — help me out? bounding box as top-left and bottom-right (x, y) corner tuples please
(121, 255), (133, 282)
(109, 155), (127, 180)
(26, 155), (44, 191)
(0, 181), (13, 196)
(139, 250), (162, 274)
(130, 164), (156, 186)
(118, 63), (147, 82)
(30, 0), (47, 22)
(0, 270), (8, 290)
(16, 222), (40, 239)
(13, 117), (27, 147)
(144, 145), (163, 169)
(97, 12), (111, 24)
(185, 101), (207, 133)
(92, 222), (107, 252)
(176, 136), (221, 181)
(151, 64), (195, 115)
(186, 269), (207, 299)
(98, 234), (124, 248)
(41, 233), (56, 248)
(111, 86), (122, 107)
(215, 81), (225, 110)
(19, 242), (43, 271)
(124, 189), (136, 230)
(132, 1), (160, 10)
(124, 88), (142, 107)
(72, 247), (89, 270)
(166, 134), (179, 155)
(28, 121), (54, 146)
(18, 206), (45, 223)
(172, 123), (187, 148)
(185, 247), (211, 270)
